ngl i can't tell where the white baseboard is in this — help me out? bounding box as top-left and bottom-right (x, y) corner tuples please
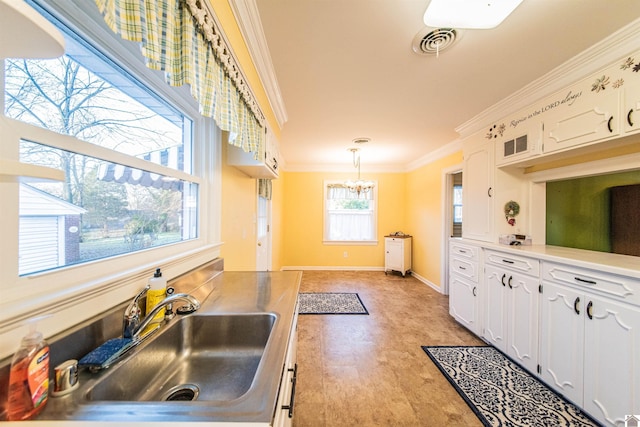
(410, 271), (445, 294)
(280, 266), (384, 271)
(279, 266), (445, 295)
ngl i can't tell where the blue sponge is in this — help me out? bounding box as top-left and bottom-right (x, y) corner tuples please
(78, 338), (134, 369)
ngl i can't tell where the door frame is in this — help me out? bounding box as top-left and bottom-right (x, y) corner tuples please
(441, 164), (463, 295)
(256, 191), (272, 271)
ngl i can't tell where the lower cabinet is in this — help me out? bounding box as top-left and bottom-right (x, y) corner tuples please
(448, 243), (640, 427)
(540, 280), (640, 426)
(384, 236), (412, 276)
(484, 264), (539, 374)
(273, 307), (298, 427)
(449, 240), (481, 335)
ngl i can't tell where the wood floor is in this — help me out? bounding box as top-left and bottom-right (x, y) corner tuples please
(293, 270), (486, 427)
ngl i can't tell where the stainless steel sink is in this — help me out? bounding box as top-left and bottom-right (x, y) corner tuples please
(85, 313), (276, 402)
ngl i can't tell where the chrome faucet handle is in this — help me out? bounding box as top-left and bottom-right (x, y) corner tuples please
(164, 286), (175, 320)
(132, 293), (200, 340)
(123, 284), (150, 338)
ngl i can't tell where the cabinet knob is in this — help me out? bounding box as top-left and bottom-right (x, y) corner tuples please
(501, 273), (506, 287)
(573, 297), (580, 315)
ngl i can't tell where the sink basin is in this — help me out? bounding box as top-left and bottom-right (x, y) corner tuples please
(85, 313), (276, 402)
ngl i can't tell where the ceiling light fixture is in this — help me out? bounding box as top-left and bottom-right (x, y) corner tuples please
(344, 147), (375, 197)
(423, 0), (523, 29)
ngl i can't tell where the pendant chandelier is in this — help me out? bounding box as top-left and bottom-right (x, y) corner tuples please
(344, 147), (375, 196)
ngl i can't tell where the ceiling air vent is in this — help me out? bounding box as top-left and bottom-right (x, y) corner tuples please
(412, 28), (459, 56)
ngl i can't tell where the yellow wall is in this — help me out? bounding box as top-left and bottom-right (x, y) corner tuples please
(212, 0), (281, 140)
(281, 171), (406, 268)
(270, 172), (285, 271)
(220, 142), (258, 271)
(406, 152), (463, 289)
(212, 2), (463, 281)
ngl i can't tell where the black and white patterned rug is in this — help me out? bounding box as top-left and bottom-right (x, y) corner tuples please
(298, 292), (368, 315)
(422, 346), (601, 427)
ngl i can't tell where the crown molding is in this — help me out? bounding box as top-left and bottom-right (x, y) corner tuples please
(282, 163), (407, 174)
(456, 18), (640, 139)
(405, 139), (463, 172)
(227, 0), (288, 130)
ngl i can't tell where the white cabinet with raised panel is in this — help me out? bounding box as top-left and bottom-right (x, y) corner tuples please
(540, 261), (640, 427)
(543, 90), (620, 154)
(273, 304), (298, 427)
(384, 236), (412, 276)
(483, 250), (539, 374)
(462, 135), (494, 242)
(623, 79), (640, 134)
(449, 240), (481, 335)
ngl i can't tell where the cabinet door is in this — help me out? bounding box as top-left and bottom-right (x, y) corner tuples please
(506, 272), (539, 373)
(583, 295), (640, 426)
(449, 274), (479, 335)
(624, 80), (640, 134)
(385, 240), (403, 271)
(484, 266), (507, 351)
(462, 141), (494, 242)
(544, 90), (620, 153)
(539, 282), (584, 405)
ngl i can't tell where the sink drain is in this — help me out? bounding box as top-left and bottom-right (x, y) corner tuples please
(162, 384), (200, 401)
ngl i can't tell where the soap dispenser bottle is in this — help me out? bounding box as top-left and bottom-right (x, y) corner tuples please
(146, 268), (167, 323)
(7, 324), (50, 420)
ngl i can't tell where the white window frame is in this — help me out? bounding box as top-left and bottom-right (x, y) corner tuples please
(0, 0), (222, 360)
(323, 180), (378, 245)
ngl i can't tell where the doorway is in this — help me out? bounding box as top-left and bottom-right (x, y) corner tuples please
(441, 165), (463, 295)
(256, 193), (272, 271)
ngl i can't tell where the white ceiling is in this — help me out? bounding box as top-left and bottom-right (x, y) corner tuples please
(253, 0), (640, 171)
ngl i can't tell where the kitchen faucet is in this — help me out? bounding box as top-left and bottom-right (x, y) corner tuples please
(123, 285), (200, 341)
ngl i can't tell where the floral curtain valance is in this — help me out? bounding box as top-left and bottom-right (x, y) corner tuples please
(94, 0), (265, 156)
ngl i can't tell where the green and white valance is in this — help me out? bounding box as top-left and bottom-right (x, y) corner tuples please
(94, 0), (265, 156)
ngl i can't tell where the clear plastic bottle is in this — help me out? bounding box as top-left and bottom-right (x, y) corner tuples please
(7, 325), (50, 420)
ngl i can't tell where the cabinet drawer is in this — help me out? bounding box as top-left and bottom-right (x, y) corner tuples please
(450, 257), (479, 282)
(450, 242), (479, 261)
(542, 262), (640, 306)
(485, 250), (540, 276)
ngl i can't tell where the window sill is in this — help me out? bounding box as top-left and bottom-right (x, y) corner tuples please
(323, 240), (379, 246)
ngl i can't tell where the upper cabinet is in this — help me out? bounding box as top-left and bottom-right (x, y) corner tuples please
(494, 120), (543, 167)
(543, 89), (620, 154)
(226, 129), (279, 179)
(480, 50), (640, 170)
(624, 79), (640, 134)
(462, 132), (494, 242)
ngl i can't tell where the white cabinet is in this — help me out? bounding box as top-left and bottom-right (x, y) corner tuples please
(449, 240), (481, 335)
(483, 250), (539, 374)
(226, 129), (279, 179)
(273, 305), (298, 427)
(543, 90), (620, 154)
(623, 80), (640, 134)
(495, 121), (543, 167)
(462, 136), (494, 242)
(540, 262), (640, 427)
(384, 236), (412, 276)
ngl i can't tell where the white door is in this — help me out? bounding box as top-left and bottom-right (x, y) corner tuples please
(539, 282), (584, 405)
(507, 272), (539, 373)
(583, 294), (640, 426)
(484, 265), (507, 351)
(256, 195), (271, 271)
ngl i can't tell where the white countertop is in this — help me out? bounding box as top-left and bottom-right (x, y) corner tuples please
(453, 238), (640, 279)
